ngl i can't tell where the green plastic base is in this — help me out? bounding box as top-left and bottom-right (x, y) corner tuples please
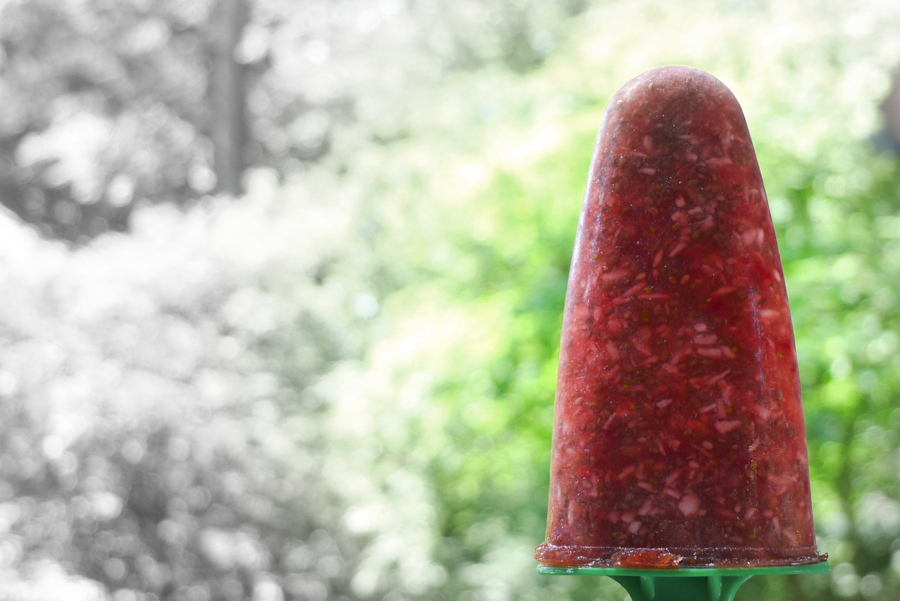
(538, 563), (828, 601)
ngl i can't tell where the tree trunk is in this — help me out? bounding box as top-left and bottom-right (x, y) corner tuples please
(208, 0), (249, 196)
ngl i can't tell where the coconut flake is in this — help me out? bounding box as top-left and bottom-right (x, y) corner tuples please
(622, 282), (646, 297)
(602, 268), (632, 282)
(711, 286), (737, 297)
(632, 339), (653, 357)
(668, 241), (688, 258)
(567, 500), (582, 525)
(715, 420), (742, 434)
(697, 347), (723, 358)
(664, 470), (682, 486)
(709, 369), (731, 384)
(693, 334), (718, 345)
(759, 309), (780, 322)
(606, 341), (621, 360)
(678, 494), (701, 516)
(617, 465), (635, 480)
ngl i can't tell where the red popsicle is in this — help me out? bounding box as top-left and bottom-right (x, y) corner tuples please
(535, 66), (824, 568)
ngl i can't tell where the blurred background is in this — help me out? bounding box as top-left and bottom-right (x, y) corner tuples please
(1, 0), (900, 599)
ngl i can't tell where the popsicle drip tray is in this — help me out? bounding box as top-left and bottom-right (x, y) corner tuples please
(538, 563), (829, 601)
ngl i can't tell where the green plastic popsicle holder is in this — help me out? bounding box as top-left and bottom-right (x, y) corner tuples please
(538, 562), (828, 601)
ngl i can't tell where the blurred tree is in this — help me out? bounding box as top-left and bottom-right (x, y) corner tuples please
(0, 0), (592, 242)
(0, 0), (216, 240)
(0, 1), (603, 597)
(0, 175), (373, 599)
(208, 0), (250, 197)
(408, 0), (588, 72)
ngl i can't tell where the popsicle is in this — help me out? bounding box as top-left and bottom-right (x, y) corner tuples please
(535, 66), (825, 569)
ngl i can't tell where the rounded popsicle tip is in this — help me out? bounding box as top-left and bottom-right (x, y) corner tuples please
(612, 65), (738, 106)
(601, 65), (748, 146)
(618, 65), (732, 94)
(589, 64), (758, 201)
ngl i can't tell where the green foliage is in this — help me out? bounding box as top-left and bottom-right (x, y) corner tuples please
(344, 1), (900, 600)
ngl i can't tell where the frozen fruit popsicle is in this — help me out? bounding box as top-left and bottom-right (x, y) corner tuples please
(535, 66), (824, 568)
